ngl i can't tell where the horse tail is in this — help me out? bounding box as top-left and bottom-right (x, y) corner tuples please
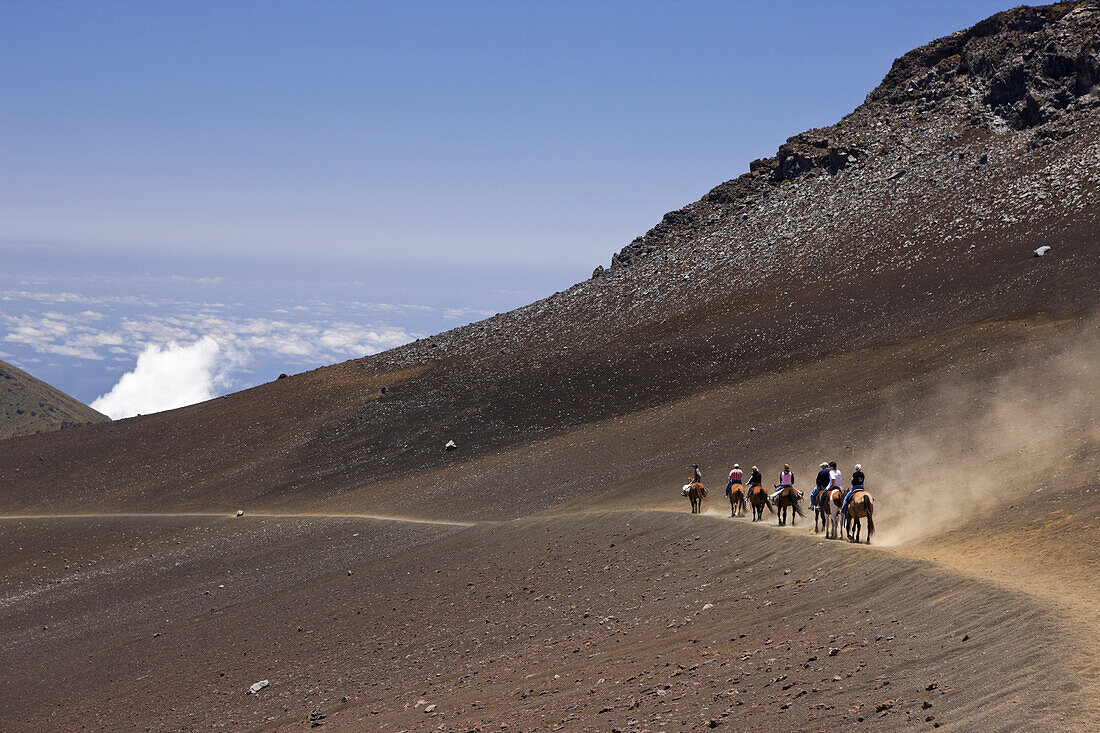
(765, 494), (775, 513)
(792, 495), (805, 518)
(863, 496), (875, 538)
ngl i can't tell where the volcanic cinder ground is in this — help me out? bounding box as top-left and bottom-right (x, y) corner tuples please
(2, 3), (1099, 731)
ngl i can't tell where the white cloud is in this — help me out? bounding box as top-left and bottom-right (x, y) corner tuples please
(91, 337), (229, 419)
(442, 306), (497, 320)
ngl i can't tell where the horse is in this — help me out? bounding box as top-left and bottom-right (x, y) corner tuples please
(747, 485), (773, 521)
(775, 485), (805, 526)
(815, 488), (843, 539)
(727, 483), (747, 517)
(687, 482), (708, 514)
(844, 490), (875, 544)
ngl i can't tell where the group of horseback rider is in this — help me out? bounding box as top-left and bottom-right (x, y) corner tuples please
(691, 460), (867, 517)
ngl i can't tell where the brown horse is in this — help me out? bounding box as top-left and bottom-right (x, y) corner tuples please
(727, 483), (746, 517)
(747, 485), (773, 521)
(688, 482), (708, 514)
(775, 485), (805, 526)
(815, 488), (843, 538)
(844, 490), (875, 544)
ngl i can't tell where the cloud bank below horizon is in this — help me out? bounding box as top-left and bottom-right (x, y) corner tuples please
(1, 287), (452, 416)
(91, 336), (229, 419)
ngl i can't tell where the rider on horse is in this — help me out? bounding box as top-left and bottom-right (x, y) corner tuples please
(829, 461), (842, 494)
(691, 464), (703, 484)
(770, 463), (794, 501)
(747, 466), (763, 490)
(726, 464), (743, 497)
(841, 464), (865, 515)
(810, 462), (830, 509)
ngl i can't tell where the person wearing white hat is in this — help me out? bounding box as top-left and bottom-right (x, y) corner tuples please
(841, 463), (865, 516)
(726, 463), (743, 497)
(810, 462), (830, 509)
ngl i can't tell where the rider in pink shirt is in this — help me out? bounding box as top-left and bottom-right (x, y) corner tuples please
(770, 463), (794, 500)
(726, 464), (743, 497)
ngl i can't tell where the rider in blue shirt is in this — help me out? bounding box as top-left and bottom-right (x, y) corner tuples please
(810, 462), (831, 509)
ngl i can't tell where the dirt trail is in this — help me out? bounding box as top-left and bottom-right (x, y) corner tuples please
(0, 512), (476, 527)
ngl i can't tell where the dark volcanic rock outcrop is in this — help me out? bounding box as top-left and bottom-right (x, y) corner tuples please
(609, 0), (1099, 273)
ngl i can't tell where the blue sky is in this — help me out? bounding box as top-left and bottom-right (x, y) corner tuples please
(0, 0), (1017, 415)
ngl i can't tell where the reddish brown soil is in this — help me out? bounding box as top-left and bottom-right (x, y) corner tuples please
(1, 5), (1098, 730)
(1, 313), (1096, 732)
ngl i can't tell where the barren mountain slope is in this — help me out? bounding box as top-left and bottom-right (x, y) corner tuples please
(0, 4), (1097, 732)
(0, 359), (108, 440)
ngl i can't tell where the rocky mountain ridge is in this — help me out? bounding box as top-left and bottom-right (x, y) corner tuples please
(602, 0), (1099, 277)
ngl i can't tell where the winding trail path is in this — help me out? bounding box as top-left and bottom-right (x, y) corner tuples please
(0, 512), (476, 526)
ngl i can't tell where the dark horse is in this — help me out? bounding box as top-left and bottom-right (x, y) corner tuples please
(747, 485), (773, 521)
(688, 482), (708, 514)
(844, 490), (875, 544)
(727, 483), (747, 517)
(775, 485), (805, 526)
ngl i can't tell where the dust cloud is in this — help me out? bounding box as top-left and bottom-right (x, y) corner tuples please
(867, 319), (1100, 546)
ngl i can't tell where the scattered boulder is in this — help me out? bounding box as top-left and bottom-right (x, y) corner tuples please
(1034, 245), (1052, 256)
(277, 373), (288, 380)
(236, 510), (244, 517)
(445, 440), (457, 451)
(247, 679), (269, 694)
